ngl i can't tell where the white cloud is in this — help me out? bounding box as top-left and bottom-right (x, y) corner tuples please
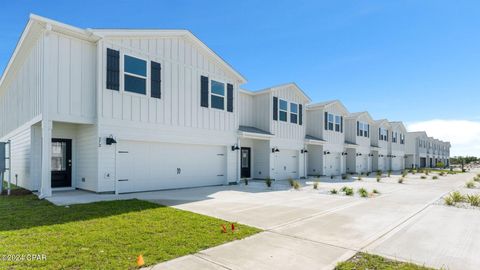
(407, 120), (480, 157)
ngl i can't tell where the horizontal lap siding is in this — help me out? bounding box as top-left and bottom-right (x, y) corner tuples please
(9, 127), (32, 190)
(0, 35), (43, 139)
(100, 37), (238, 132)
(47, 32), (96, 123)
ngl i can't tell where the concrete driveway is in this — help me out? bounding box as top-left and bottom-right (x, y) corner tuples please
(48, 171), (479, 269)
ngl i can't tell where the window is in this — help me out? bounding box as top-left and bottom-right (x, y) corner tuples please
(328, 113), (334, 130)
(279, 99), (288, 122)
(392, 132), (398, 143)
(400, 133), (405, 144)
(335, 116), (341, 132)
(290, 103), (298, 124)
(358, 122), (369, 137)
(379, 128), (388, 141)
(211, 80), (225, 110)
(124, 55), (147, 94)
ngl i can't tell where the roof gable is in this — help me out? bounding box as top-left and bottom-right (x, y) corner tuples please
(307, 100), (349, 115)
(250, 82), (311, 103)
(347, 111), (374, 123)
(389, 121), (407, 132)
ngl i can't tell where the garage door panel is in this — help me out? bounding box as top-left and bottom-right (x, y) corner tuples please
(274, 149), (299, 180)
(117, 141), (226, 193)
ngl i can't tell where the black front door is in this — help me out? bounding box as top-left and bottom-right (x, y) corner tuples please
(51, 139), (72, 188)
(241, 147), (251, 178)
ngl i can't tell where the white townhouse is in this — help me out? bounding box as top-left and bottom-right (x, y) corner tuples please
(344, 112), (374, 174)
(388, 121), (407, 171)
(306, 100), (350, 176)
(238, 83), (310, 180)
(406, 131), (429, 168)
(0, 15), (248, 197)
(371, 119), (391, 172)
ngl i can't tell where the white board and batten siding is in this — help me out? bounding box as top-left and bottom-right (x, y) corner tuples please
(0, 32), (44, 140)
(96, 35), (242, 192)
(45, 31), (97, 124)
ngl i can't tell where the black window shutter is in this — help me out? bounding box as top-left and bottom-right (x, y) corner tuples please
(299, 104), (303, 125)
(340, 116), (344, 133)
(367, 124), (370, 137)
(324, 112), (328, 130)
(273, 96), (278, 120)
(151, 61), (161, 99)
(106, 48), (119, 90)
(227, 83), (233, 112)
(379, 128), (381, 139)
(357, 121), (360, 136)
(200, 76), (209, 108)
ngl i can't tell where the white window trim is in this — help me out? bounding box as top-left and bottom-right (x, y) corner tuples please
(290, 102), (298, 123)
(122, 53), (149, 97)
(279, 99), (288, 122)
(210, 79), (226, 111)
(327, 113), (334, 131)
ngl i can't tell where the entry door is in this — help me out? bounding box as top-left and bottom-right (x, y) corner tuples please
(241, 147), (251, 178)
(51, 139), (72, 188)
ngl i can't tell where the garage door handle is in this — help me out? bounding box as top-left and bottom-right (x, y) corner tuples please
(217, 174), (224, 177)
(118, 179), (129, 182)
(118, 151), (129, 154)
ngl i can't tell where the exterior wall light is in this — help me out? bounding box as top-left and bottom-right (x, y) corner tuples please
(106, 135), (117, 145)
(301, 149), (308, 154)
(231, 144), (240, 151)
(272, 147), (280, 153)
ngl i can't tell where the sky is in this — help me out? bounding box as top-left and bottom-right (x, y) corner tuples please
(1, 1), (479, 156)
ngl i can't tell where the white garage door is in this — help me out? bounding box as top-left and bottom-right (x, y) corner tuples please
(116, 141), (226, 193)
(324, 153), (341, 176)
(377, 156), (385, 171)
(358, 156), (368, 173)
(274, 149), (298, 180)
(391, 157), (402, 171)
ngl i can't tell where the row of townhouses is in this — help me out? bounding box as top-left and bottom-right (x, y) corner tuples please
(0, 15), (450, 198)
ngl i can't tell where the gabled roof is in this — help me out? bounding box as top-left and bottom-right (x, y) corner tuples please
(248, 82), (311, 103)
(307, 100), (349, 115)
(346, 111), (374, 123)
(374, 119), (391, 128)
(389, 121), (407, 132)
(1, 14), (246, 91)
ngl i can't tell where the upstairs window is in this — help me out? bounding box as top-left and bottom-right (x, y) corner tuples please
(211, 80), (225, 110)
(392, 132), (398, 143)
(124, 55), (147, 95)
(379, 128), (388, 141)
(400, 133), (405, 144)
(358, 122), (369, 137)
(279, 99), (288, 122)
(335, 116), (341, 132)
(290, 103), (298, 124)
(328, 113), (334, 130)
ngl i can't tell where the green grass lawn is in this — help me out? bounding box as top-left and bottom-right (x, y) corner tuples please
(335, 252), (436, 270)
(0, 192), (260, 269)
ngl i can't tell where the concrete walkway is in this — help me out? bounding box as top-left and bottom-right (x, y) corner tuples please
(47, 171), (479, 269)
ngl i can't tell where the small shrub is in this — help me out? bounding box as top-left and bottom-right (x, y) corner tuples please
(474, 176), (480, 182)
(436, 162), (445, 168)
(439, 172), (445, 176)
(477, 173), (480, 178)
(466, 181), (476, 189)
(372, 189), (380, 194)
(360, 172), (364, 176)
(244, 178), (249, 185)
(288, 177), (294, 187)
(265, 177), (272, 187)
(376, 176), (381, 182)
(366, 172), (371, 176)
(402, 171), (407, 177)
(408, 169), (413, 173)
(342, 174), (348, 180)
(432, 176), (438, 180)
(292, 180), (301, 190)
(444, 196), (454, 206)
(467, 194), (480, 207)
(313, 181), (319, 189)
(398, 178), (404, 184)
(358, 188), (368, 198)
(420, 176), (427, 179)
(330, 188), (338, 194)
(412, 170), (417, 175)
(376, 170), (382, 176)
(387, 170), (392, 177)
(425, 170), (429, 176)
(451, 191), (465, 203)
(331, 175), (335, 180)
(345, 187), (354, 196)
(462, 169), (467, 172)
(341, 186), (349, 192)
(357, 176), (362, 181)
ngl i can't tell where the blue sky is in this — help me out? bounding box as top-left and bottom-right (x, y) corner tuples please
(1, 1), (479, 154)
